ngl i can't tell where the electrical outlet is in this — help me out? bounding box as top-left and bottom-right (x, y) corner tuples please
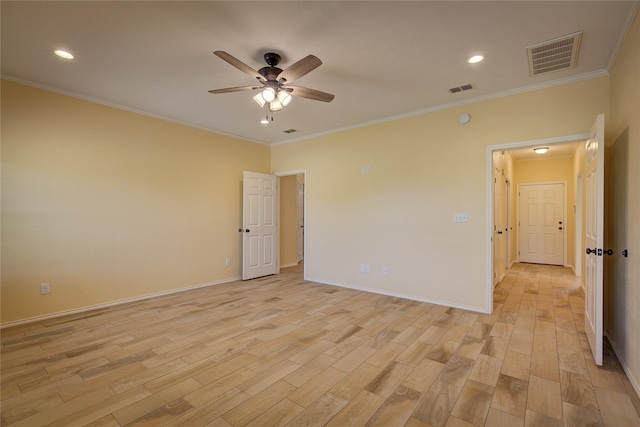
(365, 265), (370, 273)
(225, 258), (231, 266)
(40, 283), (50, 294)
(383, 267), (388, 276)
(360, 264), (365, 273)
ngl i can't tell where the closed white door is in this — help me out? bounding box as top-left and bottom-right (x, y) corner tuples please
(585, 114), (605, 366)
(518, 183), (564, 265)
(242, 171), (277, 280)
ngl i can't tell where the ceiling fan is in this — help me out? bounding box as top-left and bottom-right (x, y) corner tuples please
(209, 51), (334, 112)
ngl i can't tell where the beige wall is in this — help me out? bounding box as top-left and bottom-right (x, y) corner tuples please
(1, 80), (270, 323)
(512, 156), (576, 270)
(272, 77), (609, 312)
(607, 10), (640, 398)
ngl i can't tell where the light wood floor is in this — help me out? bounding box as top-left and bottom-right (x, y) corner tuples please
(2, 263), (640, 426)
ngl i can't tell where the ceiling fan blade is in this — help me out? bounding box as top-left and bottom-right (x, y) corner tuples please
(214, 51), (264, 82)
(287, 86), (335, 102)
(277, 55), (322, 83)
(208, 86), (258, 94)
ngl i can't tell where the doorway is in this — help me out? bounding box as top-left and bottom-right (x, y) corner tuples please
(486, 134), (590, 312)
(277, 171), (306, 274)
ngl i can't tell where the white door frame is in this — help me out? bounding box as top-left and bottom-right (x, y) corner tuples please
(575, 172), (583, 282)
(275, 169), (307, 278)
(504, 178), (511, 269)
(485, 133), (588, 313)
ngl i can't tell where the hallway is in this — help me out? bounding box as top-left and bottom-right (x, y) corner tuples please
(489, 262), (640, 426)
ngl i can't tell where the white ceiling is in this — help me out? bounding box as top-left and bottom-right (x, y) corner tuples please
(2, 1), (638, 145)
(508, 142), (578, 161)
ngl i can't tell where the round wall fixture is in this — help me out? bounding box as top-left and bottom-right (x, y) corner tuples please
(458, 113), (471, 125)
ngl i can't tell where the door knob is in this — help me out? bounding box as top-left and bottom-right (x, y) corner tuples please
(586, 248), (596, 255)
(559, 227), (563, 230)
(245, 229), (250, 233)
(604, 249), (614, 256)
(622, 249), (628, 257)
(497, 231), (503, 235)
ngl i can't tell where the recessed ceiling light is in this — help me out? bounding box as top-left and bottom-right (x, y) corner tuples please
(53, 49), (74, 60)
(468, 55), (484, 64)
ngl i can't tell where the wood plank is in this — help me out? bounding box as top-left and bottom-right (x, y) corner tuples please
(412, 380), (461, 427)
(284, 392), (347, 427)
(450, 379), (494, 426)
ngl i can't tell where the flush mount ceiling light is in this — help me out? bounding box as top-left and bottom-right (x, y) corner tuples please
(209, 51), (334, 122)
(468, 55), (484, 64)
(534, 147), (549, 155)
(53, 49), (74, 59)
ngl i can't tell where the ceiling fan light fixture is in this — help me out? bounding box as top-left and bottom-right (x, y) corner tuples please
(260, 115), (269, 124)
(253, 92), (266, 107)
(533, 147), (549, 155)
(269, 98), (283, 112)
(262, 87), (276, 102)
(277, 90), (292, 106)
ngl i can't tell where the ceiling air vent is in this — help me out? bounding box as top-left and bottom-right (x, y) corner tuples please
(449, 83), (474, 94)
(527, 31), (582, 77)
(283, 129), (297, 134)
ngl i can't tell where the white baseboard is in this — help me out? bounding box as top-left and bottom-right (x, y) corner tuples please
(279, 262), (299, 269)
(305, 276), (491, 314)
(0, 276), (241, 329)
(605, 331), (640, 400)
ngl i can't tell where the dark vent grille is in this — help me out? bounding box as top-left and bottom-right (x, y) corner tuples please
(283, 129), (297, 134)
(449, 83), (474, 94)
(527, 31), (582, 76)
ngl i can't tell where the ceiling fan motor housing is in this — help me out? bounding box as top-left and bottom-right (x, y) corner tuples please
(258, 66), (283, 81)
(259, 52), (284, 81)
(263, 52), (281, 66)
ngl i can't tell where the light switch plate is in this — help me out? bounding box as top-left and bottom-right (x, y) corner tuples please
(453, 213), (468, 223)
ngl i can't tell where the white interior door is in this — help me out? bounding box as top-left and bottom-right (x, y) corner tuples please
(242, 171), (277, 280)
(493, 167), (503, 286)
(503, 178), (511, 270)
(518, 183), (564, 265)
(296, 181), (304, 263)
(585, 114), (605, 366)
